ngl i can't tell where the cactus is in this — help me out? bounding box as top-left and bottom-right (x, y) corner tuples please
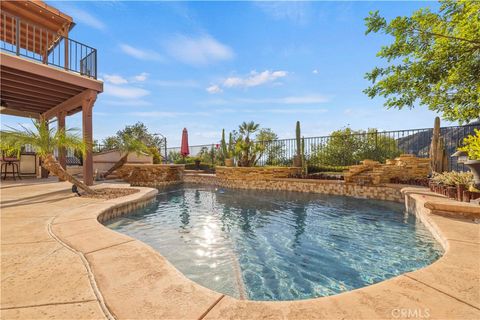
(429, 117), (448, 173)
(228, 132), (234, 156)
(301, 136), (307, 175)
(293, 121), (303, 167)
(220, 129), (228, 163)
(296, 121), (301, 158)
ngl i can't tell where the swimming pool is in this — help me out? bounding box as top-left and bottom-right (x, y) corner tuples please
(104, 184), (442, 301)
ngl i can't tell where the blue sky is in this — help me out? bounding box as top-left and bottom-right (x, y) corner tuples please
(2, 1), (452, 146)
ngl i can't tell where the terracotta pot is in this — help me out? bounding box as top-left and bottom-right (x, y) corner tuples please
(225, 158), (234, 167)
(463, 190), (471, 203)
(456, 185), (465, 202)
(194, 160), (201, 170)
(447, 186), (456, 199)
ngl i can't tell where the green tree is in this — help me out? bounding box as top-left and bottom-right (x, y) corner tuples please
(364, 0), (480, 123)
(356, 129), (401, 162)
(256, 128), (283, 165)
(103, 134), (150, 178)
(117, 122), (164, 149)
(311, 128), (362, 166)
(310, 128), (401, 166)
(101, 136), (120, 151)
(0, 120), (95, 194)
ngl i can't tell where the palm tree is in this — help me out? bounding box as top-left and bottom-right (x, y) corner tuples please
(0, 120), (95, 194)
(239, 121), (260, 141)
(102, 134), (150, 178)
(237, 121), (260, 166)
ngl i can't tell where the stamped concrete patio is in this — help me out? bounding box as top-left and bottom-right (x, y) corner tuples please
(1, 179), (479, 319)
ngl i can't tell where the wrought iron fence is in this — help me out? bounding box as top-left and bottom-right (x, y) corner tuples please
(167, 124), (479, 172)
(1, 11), (97, 78)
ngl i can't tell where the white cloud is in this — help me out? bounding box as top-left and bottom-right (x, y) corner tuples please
(153, 80), (200, 88)
(207, 70), (288, 93)
(265, 108), (327, 114)
(206, 85), (222, 94)
(133, 72), (149, 82)
(165, 34), (234, 66)
(104, 84), (150, 99)
(120, 44), (163, 61)
(102, 74), (128, 85)
(213, 107), (327, 114)
(103, 100), (152, 107)
(312, 69), (319, 74)
(127, 111), (209, 118)
(254, 2), (311, 25)
(223, 70), (287, 88)
(61, 6), (106, 30)
(199, 94), (330, 106)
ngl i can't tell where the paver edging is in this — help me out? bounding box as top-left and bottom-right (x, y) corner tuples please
(51, 184), (479, 319)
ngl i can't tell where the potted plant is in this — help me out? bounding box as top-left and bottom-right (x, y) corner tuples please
(431, 171), (474, 201)
(458, 129), (480, 187)
(193, 157), (201, 170)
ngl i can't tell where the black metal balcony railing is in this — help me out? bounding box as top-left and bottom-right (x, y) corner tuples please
(0, 11), (97, 79)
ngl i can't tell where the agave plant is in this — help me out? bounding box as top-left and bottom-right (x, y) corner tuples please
(0, 120), (95, 194)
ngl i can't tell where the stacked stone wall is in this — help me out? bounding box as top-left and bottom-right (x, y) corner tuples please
(116, 164), (184, 187)
(344, 155), (430, 185)
(215, 166), (301, 181)
(185, 171), (404, 203)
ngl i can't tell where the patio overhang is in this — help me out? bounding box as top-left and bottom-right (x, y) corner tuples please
(0, 52), (102, 118)
(0, 52), (103, 185)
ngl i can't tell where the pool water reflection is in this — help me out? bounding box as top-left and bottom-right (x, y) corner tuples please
(105, 185), (442, 301)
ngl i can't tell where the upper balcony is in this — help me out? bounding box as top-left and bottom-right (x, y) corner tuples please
(1, 5), (97, 79)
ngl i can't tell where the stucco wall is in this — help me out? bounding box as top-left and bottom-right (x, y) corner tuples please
(93, 150), (153, 173)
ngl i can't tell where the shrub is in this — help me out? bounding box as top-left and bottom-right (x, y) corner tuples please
(458, 129), (480, 160)
(307, 165), (349, 173)
(431, 171), (474, 187)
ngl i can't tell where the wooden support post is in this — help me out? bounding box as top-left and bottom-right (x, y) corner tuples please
(57, 111), (67, 180)
(82, 92), (96, 186)
(40, 117), (49, 178)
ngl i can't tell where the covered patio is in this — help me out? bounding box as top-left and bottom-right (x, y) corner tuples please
(0, 0), (103, 185)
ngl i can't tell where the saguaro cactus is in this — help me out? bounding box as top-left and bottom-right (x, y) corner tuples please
(220, 129), (228, 164)
(294, 121), (303, 167)
(429, 117), (449, 173)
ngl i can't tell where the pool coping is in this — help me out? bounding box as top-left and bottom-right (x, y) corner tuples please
(50, 184), (480, 319)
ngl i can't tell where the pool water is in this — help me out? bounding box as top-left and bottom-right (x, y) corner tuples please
(105, 184), (443, 301)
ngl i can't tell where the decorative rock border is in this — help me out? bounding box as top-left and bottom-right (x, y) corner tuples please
(185, 172), (406, 203)
(115, 164), (184, 187)
(216, 166), (301, 180)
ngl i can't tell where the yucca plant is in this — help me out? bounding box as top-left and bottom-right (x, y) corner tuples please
(102, 134), (150, 178)
(0, 120), (95, 194)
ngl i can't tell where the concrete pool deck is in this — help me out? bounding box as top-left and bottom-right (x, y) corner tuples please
(1, 179), (479, 319)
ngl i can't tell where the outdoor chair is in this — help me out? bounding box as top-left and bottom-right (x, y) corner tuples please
(1, 153), (22, 181)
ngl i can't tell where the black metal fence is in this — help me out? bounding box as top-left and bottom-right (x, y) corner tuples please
(167, 124), (479, 172)
(1, 11), (97, 79)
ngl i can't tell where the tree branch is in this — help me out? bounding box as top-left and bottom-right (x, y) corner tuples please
(412, 27), (480, 46)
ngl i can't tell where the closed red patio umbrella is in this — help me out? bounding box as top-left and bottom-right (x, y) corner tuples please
(180, 128), (190, 158)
